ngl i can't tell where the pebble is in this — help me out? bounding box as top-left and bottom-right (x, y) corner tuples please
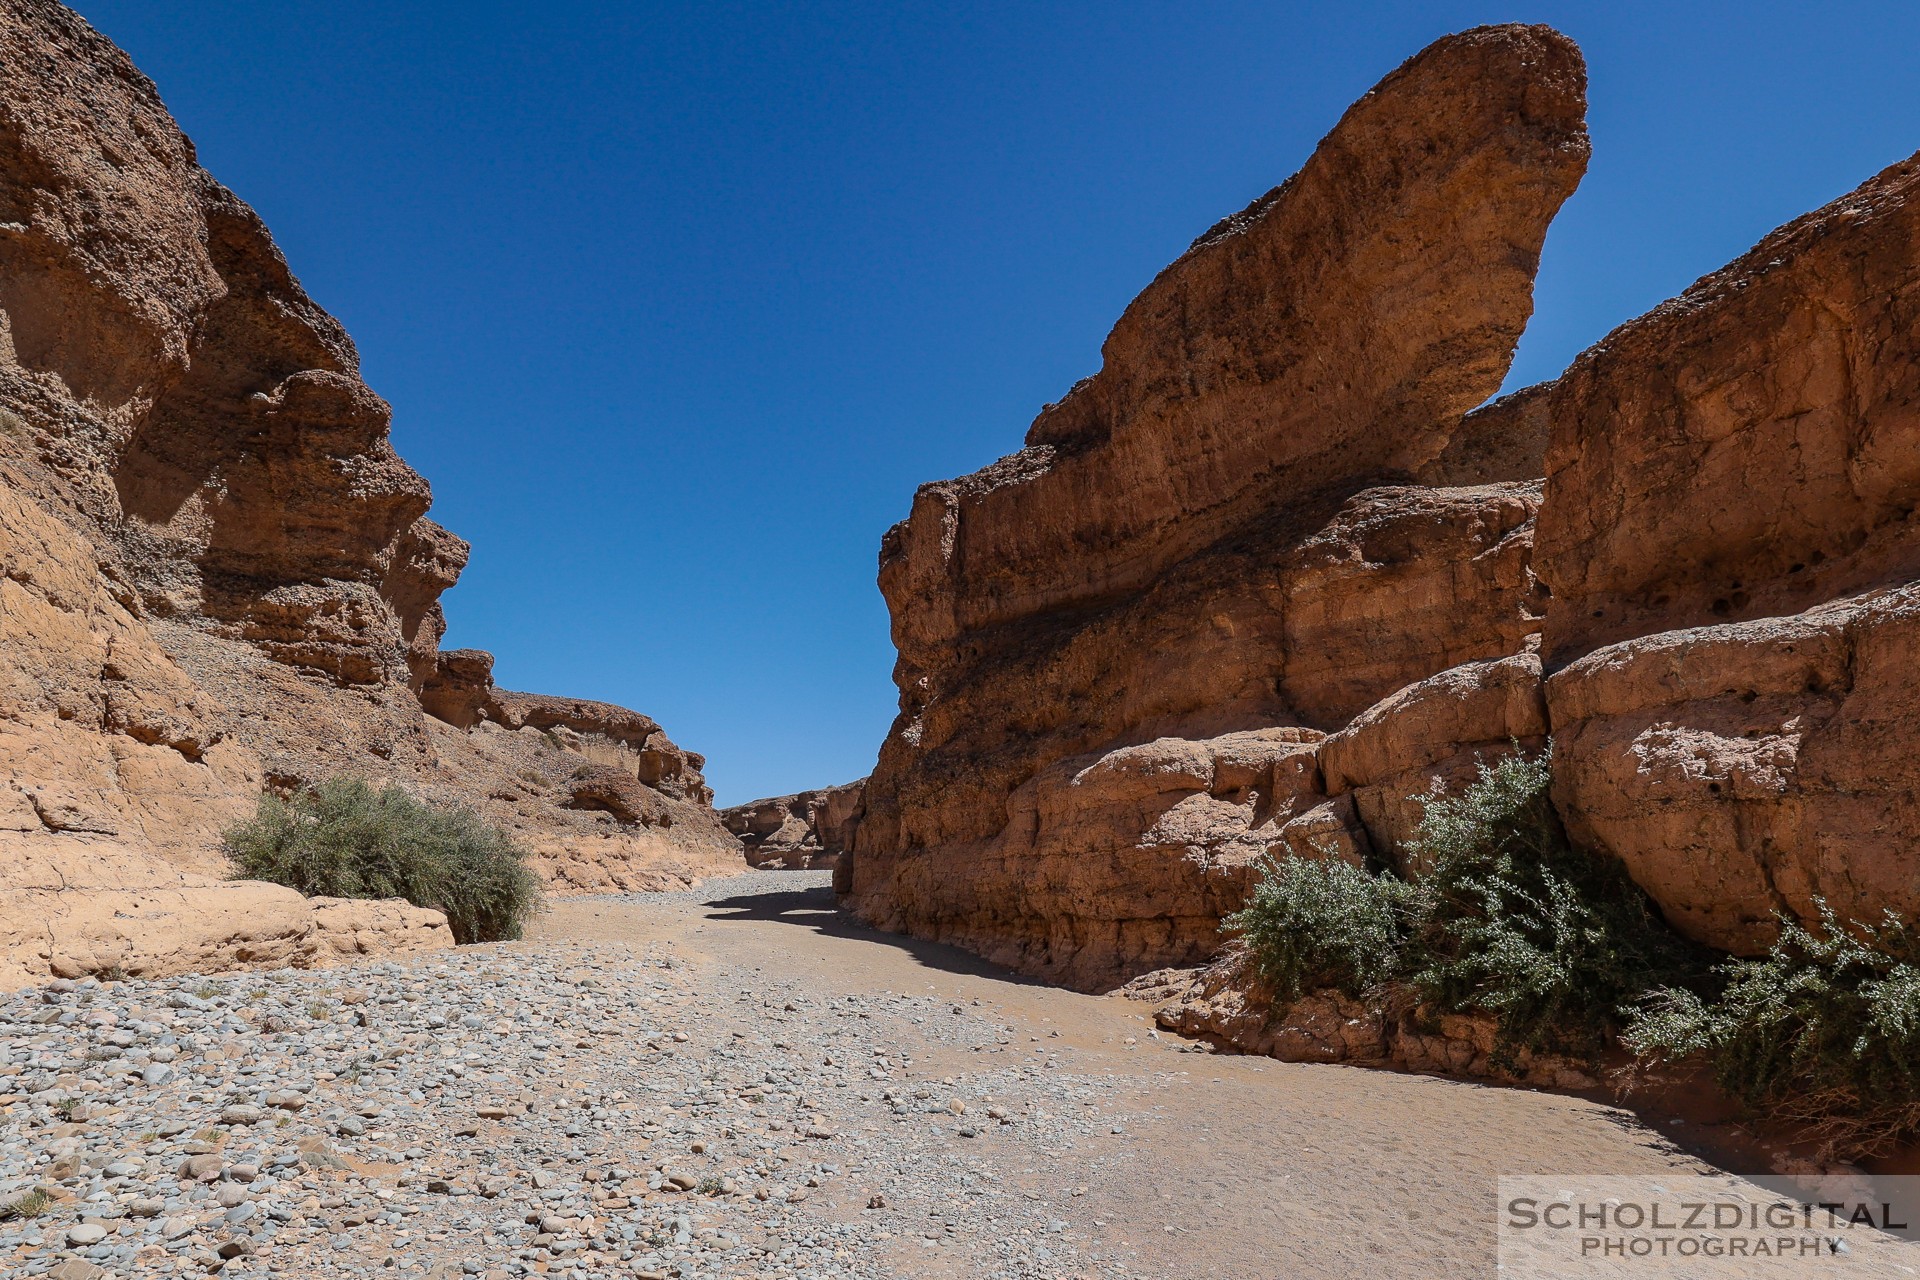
(0, 871), (1146, 1279)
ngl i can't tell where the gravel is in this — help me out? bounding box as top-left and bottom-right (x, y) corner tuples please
(0, 872), (1151, 1279)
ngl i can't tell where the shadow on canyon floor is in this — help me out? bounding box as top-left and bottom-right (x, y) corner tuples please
(701, 884), (1056, 989)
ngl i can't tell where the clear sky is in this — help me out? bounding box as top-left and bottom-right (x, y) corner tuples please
(71, 1), (1920, 805)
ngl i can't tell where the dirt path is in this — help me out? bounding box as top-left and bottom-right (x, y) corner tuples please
(535, 872), (1722, 1278)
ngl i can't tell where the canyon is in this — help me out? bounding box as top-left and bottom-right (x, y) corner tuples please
(6, 0), (1920, 1123)
(721, 781), (865, 871)
(0, 0), (738, 988)
(841, 19), (1920, 1005)
(10, 7), (1920, 1277)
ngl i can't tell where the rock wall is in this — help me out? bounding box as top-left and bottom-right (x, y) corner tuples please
(1535, 152), (1920, 955)
(845, 24), (1589, 989)
(722, 780), (866, 870)
(848, 23), (1920, 993)
(0, 0), (738, 985)
(1127, 952), (1596, 1091)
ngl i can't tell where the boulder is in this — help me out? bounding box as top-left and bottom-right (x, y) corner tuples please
(0, 844), (452, 990)
(418, 648), (498, 731)
(1319, 649), (1548, 866)
(1129, 954), (1594, 1090)
(1547, 586), (1920, 952)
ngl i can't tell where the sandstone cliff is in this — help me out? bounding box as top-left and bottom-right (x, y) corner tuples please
(845, 24), (1589, 988)
(1534, 151), (1920, 955)
(0, 0), (738, 985)
(849, 23), (1920, 1001)
(722, 780), (866, 870)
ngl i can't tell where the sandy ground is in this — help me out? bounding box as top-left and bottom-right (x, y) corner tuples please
(532, 872), (1726, 1279)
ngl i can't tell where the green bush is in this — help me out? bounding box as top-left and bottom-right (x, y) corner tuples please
(1226, 748), (1705, 1065)
(225, 778), (542, 944)
(1399, 750), (1709, 1062)
(1226, 747), (1920, 1150)
(1225, 854), (1410, 1003)
(1625, 903), (1920, 1160)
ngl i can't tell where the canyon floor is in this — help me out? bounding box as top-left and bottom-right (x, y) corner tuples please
(3, 871), (1738, 1280)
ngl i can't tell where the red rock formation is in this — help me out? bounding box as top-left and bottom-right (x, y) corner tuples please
(1128, 954), (1595, 1090)
(1532, 152), (1920, 953)
(0, 0), (739, 983)
(723, 780), (867, 870)
(846, 24), (1589, 989)
(1320, 648), (1549, 867)
(1545, 591), (1920, 952)
(1535, 154), (1920, 670)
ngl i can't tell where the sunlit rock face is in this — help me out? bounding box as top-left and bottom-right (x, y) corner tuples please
(0, 0), (739, 985)
(845, 25), (1590, 989)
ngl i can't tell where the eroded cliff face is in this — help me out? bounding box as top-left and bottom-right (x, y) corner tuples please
(0, 0), (737, 985)
(1534, 152), (1920, 954)
(846, 24), (1590, 989)
(850, 24), (1920, 993)
(416, 649), (734, 893)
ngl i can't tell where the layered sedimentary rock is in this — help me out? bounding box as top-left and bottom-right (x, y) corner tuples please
(1319, 648), (1549, 867)
(845, 25), (1589, 988)
(851, 16), (1920, 1002)
(1127, 955), (1595, 1090)
(0, 0), (737, 984)
(414, 648), (733, 891)
(1533, 152), (1920, 954)
(722, 780), (866, 870)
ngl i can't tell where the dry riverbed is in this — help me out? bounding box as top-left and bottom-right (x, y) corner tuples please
(2, 871), (1727, 1278)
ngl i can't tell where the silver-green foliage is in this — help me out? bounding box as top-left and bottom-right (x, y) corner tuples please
(1626, 903), (1920, 1158)
(1228, 749), (1705, 1063)
(1224, 854), (1411, 1003)
(224, 778), (542, 944)
(1399, 750), (1707, 1062)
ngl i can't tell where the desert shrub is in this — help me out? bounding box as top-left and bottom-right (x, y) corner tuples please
(225, 778), (542, 944)
(1399, 750), (1708, 1062)
(1223, 749), (1705, 1063)
(1625, 903), (1920, 1160)
(1225, 853), (1412, 1003)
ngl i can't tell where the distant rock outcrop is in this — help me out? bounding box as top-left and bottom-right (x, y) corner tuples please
(844, 24), (1589, 989)
(0, 0), (738, 985)
(723, 780), (866, 870)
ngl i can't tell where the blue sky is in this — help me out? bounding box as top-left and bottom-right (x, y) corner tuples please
(74, 1), (1920, 805)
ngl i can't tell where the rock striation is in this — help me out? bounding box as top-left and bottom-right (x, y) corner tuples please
(845, 24), (1589, 989)
(722, 780), (866, 871)
(849, 25), (1920, 1001)
(0, 0), (738, 986)
(1534, 151), (1920, 955)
